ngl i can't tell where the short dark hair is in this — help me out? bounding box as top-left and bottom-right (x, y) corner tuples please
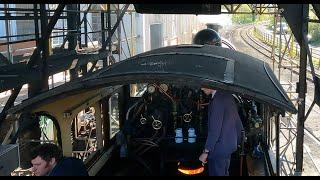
(31, 143), (63, 163)
(192, 28), (222, 46)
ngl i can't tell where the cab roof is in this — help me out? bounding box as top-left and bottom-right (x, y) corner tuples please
(9, 45), (297, 114)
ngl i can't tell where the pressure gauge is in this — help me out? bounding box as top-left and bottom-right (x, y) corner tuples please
(148, 85), (156, 94)
(254, 122), (260, 128)
(159, 83), (168, 92)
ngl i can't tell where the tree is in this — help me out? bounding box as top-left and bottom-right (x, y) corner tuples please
(231, 5), (255, 24)
(308, 10), (320, 46)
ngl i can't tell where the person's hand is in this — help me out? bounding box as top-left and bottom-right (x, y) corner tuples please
(199, 152), (208, 165)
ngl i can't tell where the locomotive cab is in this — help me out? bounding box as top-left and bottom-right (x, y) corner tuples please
(8, 45), (296, 176)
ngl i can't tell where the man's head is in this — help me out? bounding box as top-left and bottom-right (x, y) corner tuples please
(201, 87), (216, 96)
(30, 143), (63, 176)
(192, 28), (222, 46)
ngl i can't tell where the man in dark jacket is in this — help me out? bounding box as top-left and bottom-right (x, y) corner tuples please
(30, 143), (89, 176)
(193, 28), (244, 176)
(198, 88), (243, 176)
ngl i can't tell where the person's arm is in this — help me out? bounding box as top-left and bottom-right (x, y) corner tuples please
(236, 116), (244, 145)
(204, 96), (225, 153)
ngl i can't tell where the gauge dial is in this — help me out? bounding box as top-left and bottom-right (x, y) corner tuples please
(148, 85), (156, 94)
(159, 83), (168, 92)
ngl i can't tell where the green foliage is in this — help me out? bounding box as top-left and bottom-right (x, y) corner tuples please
(308, 8), (320, 46)
(231, 5), (255, 24)
(232, 14), (254, 24)
(256, 14), (271, 22)
(231, 5), (272, 25)
(308, 22), (320, 46)
(232, 5), (320, 45)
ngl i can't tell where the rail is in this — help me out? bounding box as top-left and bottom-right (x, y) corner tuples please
(254, 25), (320, 70)
(239, 24), (320, 176)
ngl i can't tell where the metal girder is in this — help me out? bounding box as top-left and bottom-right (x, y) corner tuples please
(34, 4), (40, 47)
(278, 4), (304, 46)
(66, 4), (78, 50)
(48, 50), (108, 74)
(0, 87), (22, 129)
(0, 16), (68, 21)
(0, 63), (41, 92)
(222, 4), (277, 15)
(281, 4), (320, 111)
(107, 4), (112, 63)
(278, 4), (310, 175)
(60, 4), (92, 49)
(27, 4), (66, 68)
(278, 4), (319, 130)
(101, 10), (106, 49)
(2, 1), (66, 138)
(28, 4), (66, 98)
(101, 4), (130, 50)
(312, 4), (320, 20)
(315, 76), (320, 107)
(0, 49), (109, 92)
(42, 5), (65, 40)
(134, 4), (221, 14)
(275, 114), (280, 175)
(39, 4), (49, 79)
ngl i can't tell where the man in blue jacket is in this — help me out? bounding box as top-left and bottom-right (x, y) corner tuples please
(198, 88), (243, 176)
(193, 29), (244, 176)
(30, 143), (89, 176)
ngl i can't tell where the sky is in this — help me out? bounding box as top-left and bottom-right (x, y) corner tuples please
(197, 14), (232, 27)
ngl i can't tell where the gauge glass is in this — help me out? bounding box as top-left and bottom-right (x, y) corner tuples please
(159, 83), (168, 92)
(148, 85), (156, 93)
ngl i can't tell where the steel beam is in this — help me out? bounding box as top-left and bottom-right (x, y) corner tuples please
(277, 6), (309, 174)
(101, 4), (130, 50)
(101, 11), (106, 49)
(101, 98), (110, 144)
(117, 4), (122, 61)
(78, 5), (87, 78)
(28, 4), (50, 98)
(0, 4), (65, 93)
(222, 4), (277, 15)
(0, 62), (41, 92)
(34, 4), (40, 47)
(312, 4), (320, 20)
(0, 15), (68, 21)
(276, 114), (280, 176)
(77, 4), (82, 49)
(60, 4), (92, 49)
(66, 4), (78, 80)
(0, 87), (21, 129)
(278, 4), (304, 46)
(27, 4), (65, 68)
(0, 49), (108, 92)
(296, 4), (309, 175)
(106, 4), (112, 67)
(67, 4), (78, 50)
(84, 12), (88, 47)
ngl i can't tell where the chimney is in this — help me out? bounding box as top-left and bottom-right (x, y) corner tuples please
(206, 23), (222, 33)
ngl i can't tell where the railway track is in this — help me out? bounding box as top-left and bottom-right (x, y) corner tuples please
(228, 24), (320, 175)
(238, 25), (320, 114)
(240, 25), (319, 82)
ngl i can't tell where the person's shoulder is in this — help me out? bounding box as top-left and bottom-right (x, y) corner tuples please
(63, 157), (83, 163)
(216, 91), (234, 103)
(216, 91), (232, 99)
(51, 157), (89, 176)
(62, 157), (87, 168)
